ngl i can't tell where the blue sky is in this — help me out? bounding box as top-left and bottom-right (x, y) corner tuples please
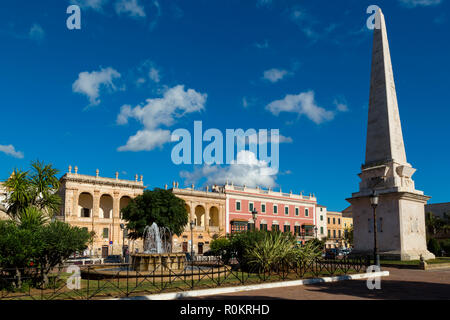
(0, 0), (449, 211)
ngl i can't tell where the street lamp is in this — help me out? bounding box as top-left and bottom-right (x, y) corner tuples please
(189, 220), (195, 265)
(251, 209), (258, 231)
(370, 190), (380, 267)
(120, 223), (127, 263)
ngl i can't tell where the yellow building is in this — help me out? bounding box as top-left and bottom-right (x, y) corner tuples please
(170, 182), (226, 254)
(342, 207), (353, 249)
(326, 211), (344, 249)
(57, 166), (145, 257)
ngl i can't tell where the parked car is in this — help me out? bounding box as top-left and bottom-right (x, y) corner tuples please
(324, 249), (337, 259)
(103, 255), (122, 264)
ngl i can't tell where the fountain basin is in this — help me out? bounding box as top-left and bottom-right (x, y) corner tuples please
(131, 253), (186, 272)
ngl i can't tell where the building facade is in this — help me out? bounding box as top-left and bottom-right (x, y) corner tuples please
(326, 211), (344, 249)
(57, 166), (145, 257)
(170, 183), (226, 254)
(0, 183), (8, 220)
(342, 210), (353, 249)
(224, 183), (317, 244)
(315, 204), (327, 240)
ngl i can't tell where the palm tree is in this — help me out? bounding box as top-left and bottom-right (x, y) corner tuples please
(3, 169), (32, 219)
(3, 160), (61, 220)
(18, 207), (48, 230)
(29, 160), (61, 217)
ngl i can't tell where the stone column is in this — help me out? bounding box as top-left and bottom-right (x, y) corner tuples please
(71, 188), (79, 219)
(92, 190), (100, 236)
(219, 204), (225, 232)
(112, 192), (120, 256)
(205, 204), (210, 231)
(113, 192), (120, 219)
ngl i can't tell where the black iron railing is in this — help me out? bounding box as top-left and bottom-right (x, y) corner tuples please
(0, 255), (370, 300)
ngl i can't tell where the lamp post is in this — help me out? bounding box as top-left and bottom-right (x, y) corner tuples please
(370, 191), (380, 267)
(120, 223), (127, 263)
(251, 209), (258, 231)
(189, 220), (195, 265)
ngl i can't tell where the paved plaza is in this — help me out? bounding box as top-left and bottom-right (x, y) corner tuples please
(186, 267), (450, 300)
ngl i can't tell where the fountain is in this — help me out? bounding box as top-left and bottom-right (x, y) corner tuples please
(131, 223), (186, 272)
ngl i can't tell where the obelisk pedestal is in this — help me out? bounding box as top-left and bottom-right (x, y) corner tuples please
(347, 9), (434, 261)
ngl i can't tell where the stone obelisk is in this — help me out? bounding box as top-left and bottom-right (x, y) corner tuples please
(347, 9), (434, 260)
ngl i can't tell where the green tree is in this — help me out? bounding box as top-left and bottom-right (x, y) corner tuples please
(425, 212), (445, 236)
(29, 160), (61, 216)
(343, 225), (354, 247)
(17, 207), (48, 231)
(0, 220), (39, 288)
(3, 160), (61, 219)
(210, 237), (232, 264)
(122, 188), (189, 239)
(427, 238), (441, 257)
(2, 169), (32, 219)
(34, 221), (91, 285)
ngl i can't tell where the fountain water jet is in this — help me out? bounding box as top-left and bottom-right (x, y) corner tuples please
(143, 223), (171, 254)
(131, 222), (185, 272)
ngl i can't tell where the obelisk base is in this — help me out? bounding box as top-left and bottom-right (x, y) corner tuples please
(347, 191), (435, 261)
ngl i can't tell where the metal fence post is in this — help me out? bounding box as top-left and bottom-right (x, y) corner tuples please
(87, 267), (90, 300)
(126, 264), (129, 297)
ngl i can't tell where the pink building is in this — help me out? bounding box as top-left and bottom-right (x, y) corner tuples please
(223, 184), (317, 243)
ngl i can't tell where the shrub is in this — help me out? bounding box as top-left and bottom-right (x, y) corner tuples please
(427, 238), (441, 256)
(209, 238), (232, 264)
(229, 230), (267, 268)
(438, 239), (450, 256)
(244, 231), (298, 272)
(296, 240), (323, 264)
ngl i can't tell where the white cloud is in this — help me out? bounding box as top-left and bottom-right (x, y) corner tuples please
(149, 0), (162, 30)
(115, 0), (146, 18)
(0, 145), (24, 159)
(263, 68), (289, 83)
(117, 85), (207, 151)
(71, 0), (109, 11)
(117, 129), (171, 151)
(180, 150), (277, 188)
(242, 97), (249, 108)
(255, 40), (269, 49)
(237, 131), (293, 145)
(266, 91), (336, 124)
(135, 60), (161, 86)
(29, 24), (45, 42)
(289, 7), (337, 41)
(72, 67), (121, 106)
(257, 0), (273, 7)
(148, 67), (160, 83)
(398, 0), (442, 7)
(334, 98), (349, 112)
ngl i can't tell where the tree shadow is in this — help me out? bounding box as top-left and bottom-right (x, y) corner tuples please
(300, 279), (450, 300)
(179, 295), (288, 300)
